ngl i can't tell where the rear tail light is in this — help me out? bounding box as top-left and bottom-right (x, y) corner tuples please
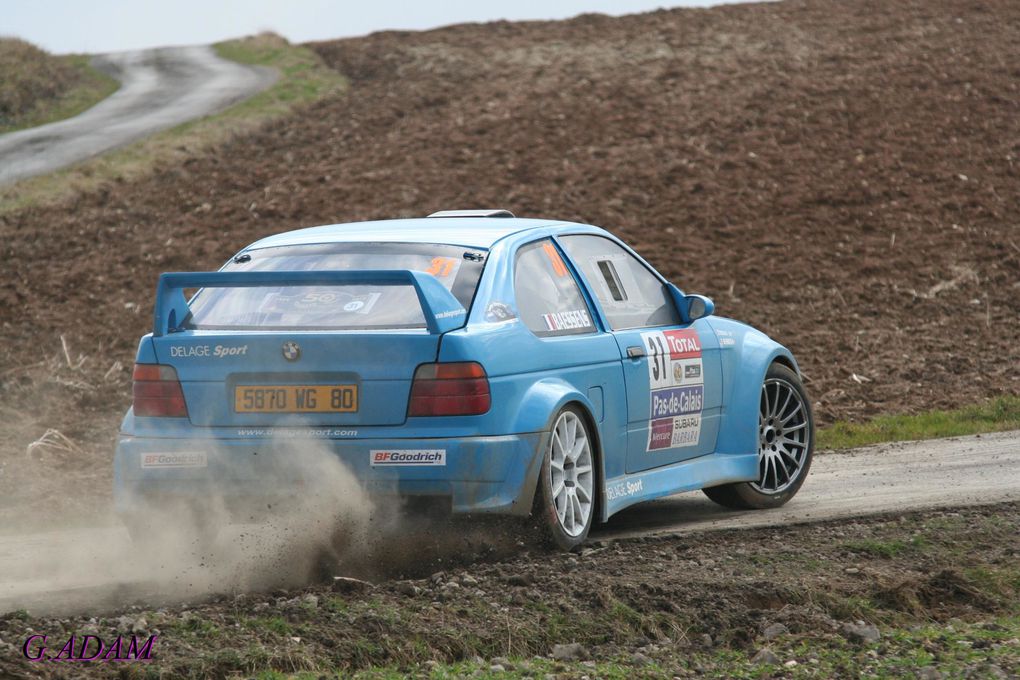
(408, 362), (490, 417)
(132, 363), (188, 418)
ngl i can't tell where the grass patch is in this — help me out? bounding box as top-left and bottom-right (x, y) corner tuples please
(818, 395), (1020, 450)
(335, 657), (670, 679)
(964, 566), (1020, 606)
(260, 617), (1020, 678)
(842, 536), (928, 559)
(0, 54), (118, 134)
(385, 617), (1018, 680)
(167, 615), (221, 637)
(0, 38), (118, 133)
(0, 32), (346, 215)
(245, 615), (294, 636)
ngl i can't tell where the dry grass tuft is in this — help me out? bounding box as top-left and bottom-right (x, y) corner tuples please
(0, 37), (117, 133)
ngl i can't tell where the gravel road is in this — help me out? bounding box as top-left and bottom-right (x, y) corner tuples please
(0, 431), (1017, 614)
(0, 45), (275, 185)
(598, 430), (1020, 539)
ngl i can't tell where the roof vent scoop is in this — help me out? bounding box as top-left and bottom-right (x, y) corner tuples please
(427, 209), (515, 219)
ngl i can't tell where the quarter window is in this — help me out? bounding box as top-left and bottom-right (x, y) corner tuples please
(559, 235), (680, 330)
(514, 239), (596, 337)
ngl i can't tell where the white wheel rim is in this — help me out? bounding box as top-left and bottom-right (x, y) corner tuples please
(548, 411), (594, 537)
(753, 378), (809, 494)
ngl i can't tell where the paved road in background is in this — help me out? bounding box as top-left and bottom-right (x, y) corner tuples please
(0, 45), (275, 185)
(1, 431), (1018, 614)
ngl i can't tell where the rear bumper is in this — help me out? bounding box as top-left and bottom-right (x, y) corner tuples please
(114, 432), (545, 517)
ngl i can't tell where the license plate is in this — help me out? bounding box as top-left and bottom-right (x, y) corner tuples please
(234, 385), (358, 413)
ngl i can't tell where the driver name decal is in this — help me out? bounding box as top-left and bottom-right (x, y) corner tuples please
(542, 309), (592, 331)
(642, 329), (704, 451)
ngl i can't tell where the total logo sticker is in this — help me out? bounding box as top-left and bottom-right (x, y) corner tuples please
(641, 328), (704, 451)
(370, 449), (447, 466)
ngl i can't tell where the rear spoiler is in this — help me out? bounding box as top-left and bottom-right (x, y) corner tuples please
(153, 269), (467, 336)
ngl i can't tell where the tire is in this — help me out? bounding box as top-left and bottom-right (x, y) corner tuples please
(535, 405), (597, 551)
(703, 363), (814, 510)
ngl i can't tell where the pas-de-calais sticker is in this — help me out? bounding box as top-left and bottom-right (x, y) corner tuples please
(641, 328), (704, 450)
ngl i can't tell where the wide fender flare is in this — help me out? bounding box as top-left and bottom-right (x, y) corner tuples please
(713, 327), (801, 457)
(509, 377), (604, 514)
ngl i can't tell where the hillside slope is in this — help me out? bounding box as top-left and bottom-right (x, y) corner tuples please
(308, 0), (1019, 424)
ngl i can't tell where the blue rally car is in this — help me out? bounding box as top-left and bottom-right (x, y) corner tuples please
(116, 210), (813, 550)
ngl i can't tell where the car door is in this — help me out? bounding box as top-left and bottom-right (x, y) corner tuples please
(557, 234), (721, 473)
(510, 237), (629, 471)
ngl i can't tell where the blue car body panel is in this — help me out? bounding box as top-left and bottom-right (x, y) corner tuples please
(116, 216), (801, 523)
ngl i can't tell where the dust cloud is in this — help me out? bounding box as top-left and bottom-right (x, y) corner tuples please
(0, 427), (526, 616)
(1, 434), (390, 614)
(0, 356), (524, 614)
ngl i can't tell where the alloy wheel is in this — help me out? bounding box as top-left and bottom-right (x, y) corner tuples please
(548, 411), (594, 536)
(753, 378), (810, 494)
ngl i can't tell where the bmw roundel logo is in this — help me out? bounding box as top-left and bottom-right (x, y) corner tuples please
(282, 341), (301, 362)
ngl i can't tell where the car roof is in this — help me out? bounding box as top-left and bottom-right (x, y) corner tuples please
(244, 217), (565, 251)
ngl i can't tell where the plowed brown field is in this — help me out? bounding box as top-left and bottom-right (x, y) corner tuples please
(1, 0), (1018, 521)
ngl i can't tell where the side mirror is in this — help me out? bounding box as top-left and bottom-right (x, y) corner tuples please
(684, 294), (714, 322)
(667, 284), (714, 323)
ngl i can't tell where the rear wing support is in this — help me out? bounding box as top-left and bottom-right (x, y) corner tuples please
(153, 269), (467, 336)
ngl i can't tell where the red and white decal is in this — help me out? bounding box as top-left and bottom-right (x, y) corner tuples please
(641, 329), (704, 451)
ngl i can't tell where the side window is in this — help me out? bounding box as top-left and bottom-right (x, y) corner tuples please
(559, 235), (681, 330)
(513, 239), (596, 337)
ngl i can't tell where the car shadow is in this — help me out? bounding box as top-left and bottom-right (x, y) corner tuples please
(592, 492), (759, 539)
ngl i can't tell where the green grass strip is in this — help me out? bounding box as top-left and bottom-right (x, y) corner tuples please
(818, 395), (1020, 450)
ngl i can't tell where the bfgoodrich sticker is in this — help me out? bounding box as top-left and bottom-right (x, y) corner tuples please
(370, 450), (446, 466)
(141, 452), (207, 468)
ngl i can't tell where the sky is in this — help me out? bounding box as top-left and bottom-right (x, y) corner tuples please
(1, 0), (754, 54)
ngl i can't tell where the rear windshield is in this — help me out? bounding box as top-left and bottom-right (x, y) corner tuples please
(185, 242), (486, 331)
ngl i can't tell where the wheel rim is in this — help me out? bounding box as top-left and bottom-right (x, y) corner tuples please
(753, 378), (809, 494)
(548, 411), (594, 537)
